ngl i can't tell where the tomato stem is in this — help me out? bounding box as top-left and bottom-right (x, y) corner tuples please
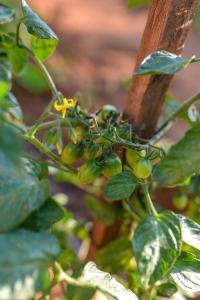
(142, 184), (157, 216)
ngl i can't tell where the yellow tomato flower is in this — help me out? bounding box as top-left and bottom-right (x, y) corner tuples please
(54, 98), (76, 118)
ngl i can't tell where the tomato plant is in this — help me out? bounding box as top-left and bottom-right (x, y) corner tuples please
(1, 1), (200, 300)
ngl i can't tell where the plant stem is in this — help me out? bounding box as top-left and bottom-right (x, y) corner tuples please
(28, 99), (54, 136)
(16, 19), (63, 136)
(54, 262), (93, 289)
(153, 91), (200, 140)
(124, 198), (142, 219)
(23, 134), (76, 173)
(142, 184), (157, 216)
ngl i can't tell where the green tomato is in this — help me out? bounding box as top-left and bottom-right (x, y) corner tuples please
(103, 154), (122, 178)
(133, 158), (152, 179)
(172, 194), (188, 210)
(61, 142), (84, 165)
(68, 126), (87, 144)
(98, 104), (118, 121)
(125, 148), (145, 168)
(84, 143), (102, 160)
(78, 160), (102, 184)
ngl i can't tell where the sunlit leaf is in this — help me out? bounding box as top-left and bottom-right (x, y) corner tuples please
(0, 229), (60, 300)
(133, 211), (181, 287)
(171, 252), (200, 292)
(178, 214), (200, 250)
(22, 0), (58, 61)
(136, 51), (195, 75)
(31, 35), (58, 61)
(80, 262), (138, 300)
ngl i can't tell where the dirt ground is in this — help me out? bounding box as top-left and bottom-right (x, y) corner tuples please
(14, 0), (200, 218)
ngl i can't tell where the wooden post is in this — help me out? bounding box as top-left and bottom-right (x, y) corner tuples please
(86, 0), (198, 261)
(124, 0), (198, 138)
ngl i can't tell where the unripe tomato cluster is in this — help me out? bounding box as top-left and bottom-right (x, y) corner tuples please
(59, 103), (153, 184)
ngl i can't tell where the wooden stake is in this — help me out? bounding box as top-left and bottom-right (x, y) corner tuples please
(124, 0), (198, 138)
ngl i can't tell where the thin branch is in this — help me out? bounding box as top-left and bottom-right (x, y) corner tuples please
(23, 134), (76, 174)
(153, 91), (200, 140)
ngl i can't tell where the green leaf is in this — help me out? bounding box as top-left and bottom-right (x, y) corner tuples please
(0, 139), (50, 231)
(135, 51), (194, 75)
(0, 4), (15, 24)
(7, 46), (28, 74)
(0, 59), (12, 83)
(104, 171), (138, 201)
(0, 81), (10, 100)
(0, 229), (60, 300)
(157, 282), (177, 297)
(23, 197), (65, 231)
(0, 172), (50, 232)
(5, 92), (23, 120)
(133, 211), (181, 287)
(127, 0), (150, 9)
(2, 33), (28, 74)
(85, 194), (120, 225)
(171, 252), (200, 292)
(153, 124), (200, 186)
(22, 0), (58, 61)
(0, 123), (21, 165)
(178, 214), (200, 250)
(31, 35), (58, 61)
(96, 237), (133, 273)
(80, 262), (138, 300)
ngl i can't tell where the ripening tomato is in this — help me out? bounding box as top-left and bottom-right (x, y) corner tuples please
(68, 126), (87, 144)
(103, 154), (122, 178)
(61, 142), (84, 164)
(172, 194), (188, 210)
(78, 160), (102, 184)
(98, 105), (118, 121)
(84, 143), (102, 160)
(133, 158), (152, 179)
(125, 148), (145, 169)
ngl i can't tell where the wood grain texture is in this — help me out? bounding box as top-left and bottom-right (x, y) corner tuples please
(124, 0), (198, 138)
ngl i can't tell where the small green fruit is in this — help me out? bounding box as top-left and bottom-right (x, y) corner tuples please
(172, 194), (188, 210)
(125, 148), (145, 168)
(78, 160), (102, 184)
(103, 154), (122, 178)
(133, 158), (152, 179)
(84, 143), (102, 160)
(61, 142), (84, 165)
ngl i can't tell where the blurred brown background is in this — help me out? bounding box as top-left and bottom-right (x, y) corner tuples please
(13, 0), (200, 141)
